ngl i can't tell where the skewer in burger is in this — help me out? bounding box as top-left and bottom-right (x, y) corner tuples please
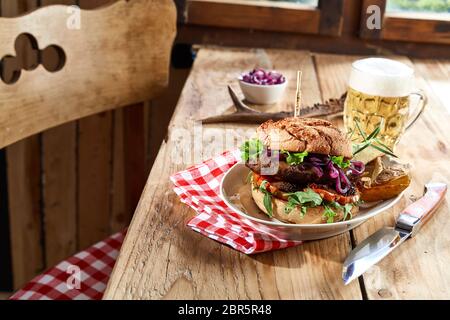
(241, 118), (365, 224)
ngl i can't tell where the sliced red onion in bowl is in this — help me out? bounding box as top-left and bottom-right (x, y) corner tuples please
(239, 68), (286, 85)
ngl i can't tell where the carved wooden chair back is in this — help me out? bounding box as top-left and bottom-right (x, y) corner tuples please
(0, 0), (176, 148)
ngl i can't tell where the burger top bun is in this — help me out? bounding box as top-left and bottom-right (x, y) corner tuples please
(251, 184), (359, 224)
(257, 117), (353, 159)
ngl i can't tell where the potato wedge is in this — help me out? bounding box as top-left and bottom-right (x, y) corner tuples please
(359, 156), (411, 202)
(361, 182), (410, 202)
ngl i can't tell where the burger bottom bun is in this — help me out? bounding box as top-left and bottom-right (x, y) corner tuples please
(251, 183), (359, 224)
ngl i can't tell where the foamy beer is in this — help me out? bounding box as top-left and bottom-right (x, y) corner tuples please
(344, 58), (427, 149)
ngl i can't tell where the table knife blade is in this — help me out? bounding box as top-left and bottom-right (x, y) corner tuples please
(342, 227), (410, 285)
(342, 181), (447, 285)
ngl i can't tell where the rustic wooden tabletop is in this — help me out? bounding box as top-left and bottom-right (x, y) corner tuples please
(104, 47), (450, 300)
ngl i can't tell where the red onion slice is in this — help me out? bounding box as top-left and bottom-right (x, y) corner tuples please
(240, 68), (286, 85)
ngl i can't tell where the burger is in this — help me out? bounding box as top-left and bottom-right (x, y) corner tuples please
(240, 117), (365, 224)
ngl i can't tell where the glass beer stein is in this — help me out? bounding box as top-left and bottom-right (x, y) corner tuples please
(344, 58), (427, 150)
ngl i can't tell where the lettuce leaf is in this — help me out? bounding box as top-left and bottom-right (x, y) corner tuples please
(282, 151), (309, 166)
(259, 180), (273, 217)
(323, 205), (337, 223)
(240, 139), (264, 162)
(331, 155), (351, 169)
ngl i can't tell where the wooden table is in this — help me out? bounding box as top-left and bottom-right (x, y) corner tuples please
(104, 47), (450, 300)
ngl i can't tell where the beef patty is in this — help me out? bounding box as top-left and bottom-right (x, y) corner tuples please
(245, 153), (322, 185)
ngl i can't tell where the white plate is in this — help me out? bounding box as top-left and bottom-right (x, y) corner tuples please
(220, 162), (404, 241)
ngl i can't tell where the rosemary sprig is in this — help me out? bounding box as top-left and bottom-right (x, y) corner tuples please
(351, 119), (397, 158)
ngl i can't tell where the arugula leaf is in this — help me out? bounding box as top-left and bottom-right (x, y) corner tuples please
(300, 206), (308, 217)
(342, 204), (353, 221)
(284, 188), (323, 216)
(295, 188), (323, 206)
(331, 155), (351, 169)
(263, 193), (273, 217)
(259, 180), (273, 217)
(282, 151), (309, 165)
(284, 201), (297, 214)
(323, 205), (337, 224)
(260, 180), (269, 190)
(328, 201), (354, 221)
(240, 139), (264, 162)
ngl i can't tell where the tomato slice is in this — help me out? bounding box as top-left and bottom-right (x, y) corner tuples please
(252, 173), (289, 200)
(251, 173), (359, 205)
(253, 173), (275, 193)
(309, 184), (360, 205)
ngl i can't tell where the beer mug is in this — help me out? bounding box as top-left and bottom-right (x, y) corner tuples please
(344, 58), (427, 150)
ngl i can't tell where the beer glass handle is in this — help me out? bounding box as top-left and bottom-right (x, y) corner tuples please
(406, 90), (427, 131)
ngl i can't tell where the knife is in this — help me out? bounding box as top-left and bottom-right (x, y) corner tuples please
(342, 181), (447, 285)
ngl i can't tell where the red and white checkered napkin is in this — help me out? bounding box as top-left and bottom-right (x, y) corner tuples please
(10, 231), (126, 300)
(170, 150), (302, 254)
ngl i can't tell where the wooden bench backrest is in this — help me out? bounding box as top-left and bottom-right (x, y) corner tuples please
(0, 0), (176, 148)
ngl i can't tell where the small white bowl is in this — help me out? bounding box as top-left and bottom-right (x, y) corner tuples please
(239, 79), (288, 105)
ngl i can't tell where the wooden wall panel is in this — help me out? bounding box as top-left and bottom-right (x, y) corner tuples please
(318, 0), (344, 36)
(76, 0), (142, 243)
(42, 122), (77, 266)
(111, 109), (127, 233)
(40, 0), (78, 271)
(2, 0), (165, 289)
(123, 104), (147, 220)
(78, 0), (146, 237)
(2, 0), (44, 290)
(6, 138), (43, 289)
(0, 0), (37, 14)
(0, 150), (12, 291)
(76, 0), (114, 252)
(77, 112), (113, 249)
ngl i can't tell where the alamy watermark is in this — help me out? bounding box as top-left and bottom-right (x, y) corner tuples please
(366, 5), (382, 30)
(167, 122), (281, 176)
(66, 265), (81, 290)
(66, 5), (81, 30)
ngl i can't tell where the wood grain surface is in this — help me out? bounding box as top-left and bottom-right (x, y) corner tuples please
(104, 48), (365, 300)
(1, 0), (177, 289)
(352, 58), (450, 300)
(105, 47), (450, 300)
(1, 0), (44, 290)
(383, 13), (450, 45)
(186, 0), (321, 35)
(0, 0), (176, 148)
(6, 135), (43, 289)
(40, 0), (78, 272)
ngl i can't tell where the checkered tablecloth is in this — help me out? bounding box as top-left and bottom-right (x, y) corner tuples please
(170, 149), (302, 254)
(11, 149), (301, 300)
(10, 231), (126, 300)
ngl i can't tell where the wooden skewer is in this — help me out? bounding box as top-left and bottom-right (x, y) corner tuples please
(295, 71), (302, 117)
